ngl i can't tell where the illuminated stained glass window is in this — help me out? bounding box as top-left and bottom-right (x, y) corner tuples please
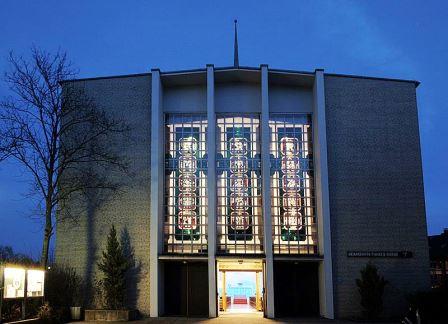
(217, 115), (263, 254)
(270, 114), (317, 254)
(164, 114), (208, 253)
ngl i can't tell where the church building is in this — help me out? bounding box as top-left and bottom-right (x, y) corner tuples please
(55, 29), (429, 319)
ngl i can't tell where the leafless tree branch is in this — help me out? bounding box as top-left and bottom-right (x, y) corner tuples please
(0, 47), (129, 267)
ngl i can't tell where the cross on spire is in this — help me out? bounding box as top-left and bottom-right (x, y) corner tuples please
(234, 19), (239, 68)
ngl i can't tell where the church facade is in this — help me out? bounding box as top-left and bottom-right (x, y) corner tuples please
(55, 64), (429, 319)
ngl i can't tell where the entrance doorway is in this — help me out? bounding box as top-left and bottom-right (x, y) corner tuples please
(274, 261), (319, 317)
(217, 259), (264, 316)
(164, 261), (209, 317)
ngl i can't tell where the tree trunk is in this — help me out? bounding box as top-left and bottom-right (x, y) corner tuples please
(40, 200), (53, 268)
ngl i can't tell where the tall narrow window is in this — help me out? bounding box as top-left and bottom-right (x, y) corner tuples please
(270, 114), (317, 254)
(164, 114), (207, 254)
(216, 115), (263, 254)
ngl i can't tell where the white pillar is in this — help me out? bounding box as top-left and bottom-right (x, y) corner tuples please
(313, 69), (335, 319)
(206, 64), (217, 318)
(150, 69), (164, 317)
(260, 64), (275, 318)
(0, 266), (4, 321)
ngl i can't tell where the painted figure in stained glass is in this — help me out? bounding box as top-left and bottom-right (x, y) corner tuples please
(230, 156), (248, 174)
(280, 137), (299, 157)
(178, 210), (197, 230)
(179, 156), (197, 173)
(230, 193), (249, 210)
(282, 192), (302, 209)
(231, 211), (250, 230)
(229, 137), (248, 155)
(283, 211), (303, 231)
(281, 157), (300, 174)
(230, 174), (249, 193)
(179, 174), (196, 192)
(179, 193), (196, 210)
(282, 174), (301, 191)
(179, 137), (198, 155)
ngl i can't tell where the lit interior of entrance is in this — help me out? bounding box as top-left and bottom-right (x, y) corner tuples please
(217, 260), (264, 315)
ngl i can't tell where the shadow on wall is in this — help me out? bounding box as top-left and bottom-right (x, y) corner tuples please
(121, 227), (142, 310)
(82, 180), (125, 307)
(78, 166), (136, 308)
(84, 186), (104, 307)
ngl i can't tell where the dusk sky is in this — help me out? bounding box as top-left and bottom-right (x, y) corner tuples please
(0, 0), (447, 256)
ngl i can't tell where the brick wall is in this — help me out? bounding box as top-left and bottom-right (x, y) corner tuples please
(324, 76), (430, 319)
(55, 75), (152, 315)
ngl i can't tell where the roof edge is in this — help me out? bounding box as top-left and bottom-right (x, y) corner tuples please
(59, 67), (420, 88)
(325, 72), (420, 88)
(60, 72), (151, 84)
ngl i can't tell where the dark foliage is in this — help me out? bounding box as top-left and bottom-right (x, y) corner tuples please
(1, 300), (22, 322)
(355, 262), (388, 319)
(0, 298), (42, 322)
(37, 302), (53, 322)
(34, 264), (83, 323)
(45, 264), (84, 308)
(37, 302), (67, 324)
(97, 225), (131, 310)
(407, 288), (448, 322)
(0, 245), (36, 265)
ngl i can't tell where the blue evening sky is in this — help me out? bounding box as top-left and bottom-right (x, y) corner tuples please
(0, 0), (447, 256)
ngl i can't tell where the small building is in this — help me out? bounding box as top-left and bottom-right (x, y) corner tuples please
(55, 63), (429, 319)
(429, 229), (448, 288)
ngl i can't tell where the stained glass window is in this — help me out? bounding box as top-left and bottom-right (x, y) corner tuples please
(164, 114), (208, 253)
(270, 114), (318, 254)
(217, 115), (263, 254)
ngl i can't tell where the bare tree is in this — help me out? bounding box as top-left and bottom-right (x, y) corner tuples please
(0, 47), (129, 267)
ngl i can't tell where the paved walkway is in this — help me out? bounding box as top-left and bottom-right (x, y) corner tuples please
(74, 315), (362, 324)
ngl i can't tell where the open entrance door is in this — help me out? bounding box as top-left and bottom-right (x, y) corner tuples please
(217, 259), (264, 317)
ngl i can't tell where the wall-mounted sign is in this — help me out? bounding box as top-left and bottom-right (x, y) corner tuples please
(27, 269), (45, 297)
(3, 267), (26, 298)
(347, 251), (413, 258)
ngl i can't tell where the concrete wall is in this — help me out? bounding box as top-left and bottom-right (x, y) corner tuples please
(163, 85), (206, 113)
(215, 82), (261, 113)
(324, 76), (429, 319)
(55, 75), (152, 315)
(269, 85), (313, 113)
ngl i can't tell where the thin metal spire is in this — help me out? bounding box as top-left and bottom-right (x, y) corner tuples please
(234, 19), (239, 68)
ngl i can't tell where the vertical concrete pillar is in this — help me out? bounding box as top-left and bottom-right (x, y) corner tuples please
(222, 271), (227, 311)
(260, 64), (275, 318)
(206, 64), (217, 318)
(150, 69), (163, 317)
(313, 69), (335, 319)
(0, 267), (3, 322)
(256, 271), (261, 311)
